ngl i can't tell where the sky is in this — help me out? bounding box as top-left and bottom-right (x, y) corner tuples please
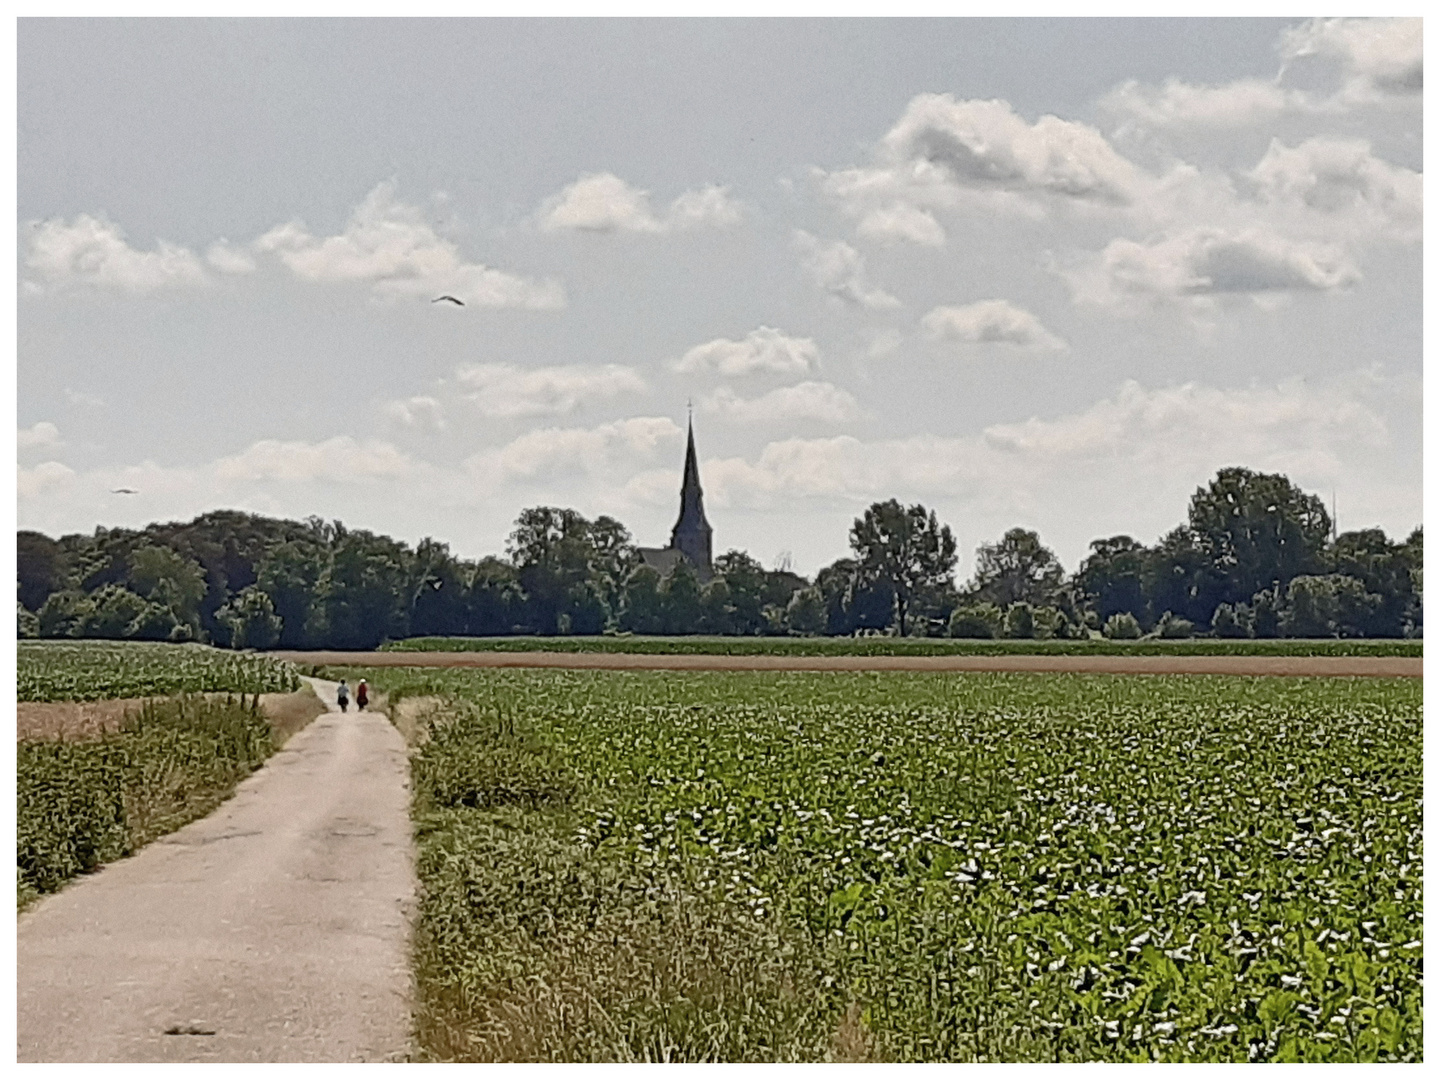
(15, 17), (1423, 580)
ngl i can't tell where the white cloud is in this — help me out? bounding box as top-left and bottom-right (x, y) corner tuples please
(465, 417), (681, 484)
(793, 231), (900, 309)
(672, 326), (819, 377)
(384, 395), (446, 431)
(855, 203), (947, 247)
(452, 363), (647, 418)
(879, 93), (1141, 206)
(24, 214), (208, 294)
(18, 422), (63, 451)
(923, 300), (1067, 351)
(1099, 77), (1310, 130)
(213, 436), (415, 483)
(1281, 17), (1422, 102)
(255, 182), (564, 308)
(1067, 226), (1361, 309)
(17, 461), (76, 499)
(538, 172), (742, 233)
(1247, 137), (1421, 240)
(702, 381), (861, 425)
(204, 239), (256, 275)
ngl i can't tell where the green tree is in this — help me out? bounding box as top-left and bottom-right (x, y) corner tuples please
(215, 585), (283, 649)
(967, 528), (1065, 610)
(784, 586), (827, 636)
(323, 528), (411, 649)
(1074, 535), (1147, 626)
(1187, 467), (1331, 607)
(467, 556), (525, 635)
(948, 603), (1002, 638)
(1003, 602), (1035, 639)
(17, 531), (68, 612)
(127, 544), (207, 632)
(849, 500), (957, 635)
(712, 551), (772, 635)
(1326, 528), (1417, 637)
(257, 540), (328, 648)
(618, 564), (666, 635)
(815, 557), (893, 636)
(660, 559), (704, 634)
(1103, 612), (1142, 639)
(1280, 574), (1383, 638)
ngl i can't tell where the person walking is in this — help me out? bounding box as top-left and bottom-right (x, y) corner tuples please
(336, 679), (350, 713)
(356, 679), (369, 711)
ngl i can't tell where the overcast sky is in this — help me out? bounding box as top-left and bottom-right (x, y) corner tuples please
(16, 17), (1422, 579)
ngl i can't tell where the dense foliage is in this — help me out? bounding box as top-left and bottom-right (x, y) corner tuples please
(377, 668), (1421, 1062)
(17, 695), (275, 905)
(17, 641), (300, 702)
(17, 468), (1421, 646)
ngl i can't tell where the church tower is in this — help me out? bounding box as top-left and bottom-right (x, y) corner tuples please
(668, 418), (713, 575)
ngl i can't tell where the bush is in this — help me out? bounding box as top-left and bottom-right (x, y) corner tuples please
(18, 602), (40, 639)
(948, 603), (1003, 639)
(1211, 603), (1252, 638)
(1103, 612), (1142, 639)
(784, 587), (827, 636)
(1154, 611), (1195, 639)
(1003, 603), (1035, 639)
(1032, 605), (1069, 639)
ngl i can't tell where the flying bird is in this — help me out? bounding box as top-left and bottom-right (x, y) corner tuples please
(111, 488), (138, 495)
(432, 295), (465, 306)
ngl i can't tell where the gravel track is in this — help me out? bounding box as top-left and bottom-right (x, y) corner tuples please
(273, 650), (1420, 678)
(16, 678), (415, 1063)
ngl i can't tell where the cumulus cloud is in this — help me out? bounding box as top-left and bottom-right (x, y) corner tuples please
(855, 203), (947, 247)
(672, 326), (819, 377)
(923, 300), (1067, 351)
(1067, 227), (1361, 309)
(538, 172), (742, 233)
(1099, 78), (1311, 130)
(204, 240), (257, 275)
(464, 417), (681, 484)
(214, 436), (415, 483)
(17, 460), (76, 499)
(24, 215), (208, 294)
(1247, 137), (1421, 240)
(255, 182), (564, 308)
(384, 396), (446, 431)
(702, 382), (861, 425)
(453, 363), (647, 418)
(793, 231), (900, 309)
(1281, 17), (1422, 102)
(877, 94), (1143, 206)
(18, 422), (63, 451)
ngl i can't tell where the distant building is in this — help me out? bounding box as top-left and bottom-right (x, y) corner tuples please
(638, 418), (714, 582)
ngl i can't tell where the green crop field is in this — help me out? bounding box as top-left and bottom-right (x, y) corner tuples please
(356, 666), (1422, 1062)
(18, 640), (301, 702)
(381, 635), (1421, 658)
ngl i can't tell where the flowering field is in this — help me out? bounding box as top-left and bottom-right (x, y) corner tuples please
(373, 667), (1422, 1062)
(18, 640), (300, 702)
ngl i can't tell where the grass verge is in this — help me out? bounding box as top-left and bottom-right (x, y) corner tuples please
(16, 689), (319, 910)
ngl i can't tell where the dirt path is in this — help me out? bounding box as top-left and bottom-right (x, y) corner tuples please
(273, 650), (1421, 678)
(17, 678), (415, 1063)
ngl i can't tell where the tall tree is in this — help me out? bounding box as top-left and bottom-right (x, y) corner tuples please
(849, 499), (957, 634)
(966, 528), (1064, 609)
(1073, 535), (1146, 625)
(1187, 467), (1331, 607)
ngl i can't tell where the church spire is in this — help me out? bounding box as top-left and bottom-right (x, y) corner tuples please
(670, 414), (713, 575)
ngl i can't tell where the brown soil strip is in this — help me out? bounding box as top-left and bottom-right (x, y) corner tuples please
(271, 650), (1421, 678)
(17, 686), (329, 742)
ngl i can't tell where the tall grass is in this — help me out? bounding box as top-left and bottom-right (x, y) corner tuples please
(17, 694), (274, 906)
(410, 701), (848, 1062)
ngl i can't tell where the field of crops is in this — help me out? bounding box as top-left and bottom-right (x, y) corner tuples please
(18, 640), (301, 702)
(365, 667), (1422, 1062)
(18, 695), (275, 907)
(382, 635), (1421, 658)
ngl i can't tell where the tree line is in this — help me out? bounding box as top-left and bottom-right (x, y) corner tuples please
(16, 467), (1422, 648)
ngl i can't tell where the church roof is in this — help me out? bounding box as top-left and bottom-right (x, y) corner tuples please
(670, 418), (711, 544)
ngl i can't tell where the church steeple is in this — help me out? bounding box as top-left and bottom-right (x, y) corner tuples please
(669, 415), (713, 575)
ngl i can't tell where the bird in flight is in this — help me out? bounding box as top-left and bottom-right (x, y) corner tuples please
(432, 295), (465, 306)
(111, 488), (138, 495)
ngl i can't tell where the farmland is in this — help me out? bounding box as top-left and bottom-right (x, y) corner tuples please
(17, 641), (309, 909)
(365, 667), (1422, 1062)
(18, 640), (300, 702)
(381, 635), (1421, 658)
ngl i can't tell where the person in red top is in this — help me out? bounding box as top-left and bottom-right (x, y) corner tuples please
(356, 679), (369, 711)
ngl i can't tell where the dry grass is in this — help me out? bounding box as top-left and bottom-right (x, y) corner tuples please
(16, 687), (327, 745)
(385, 695), (444, 747)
